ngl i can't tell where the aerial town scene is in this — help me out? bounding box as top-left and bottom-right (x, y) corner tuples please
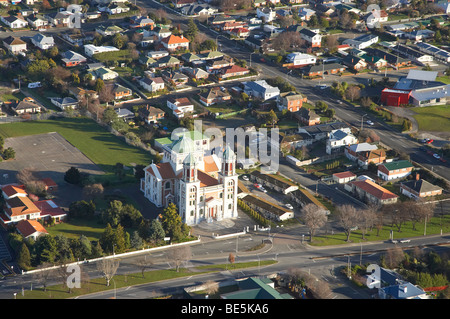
(0, 0), (448, 307)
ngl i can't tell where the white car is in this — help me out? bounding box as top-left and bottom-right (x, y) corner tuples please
(259, 186), (267, 193)
(366, 120), (374, 126)
(399, 239), (411, 243)
(242, 175), (249, 181)
(433, 153), (441, 159)
(285, 204), (294, 210)
(316, 84), (328, 90)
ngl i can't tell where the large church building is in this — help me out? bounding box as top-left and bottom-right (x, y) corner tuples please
(140, 131), (238, 226)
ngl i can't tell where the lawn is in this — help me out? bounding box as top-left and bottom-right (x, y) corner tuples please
(46, 218), (105, 242)
(17, 260), (278, 299)
(311, 213), (450, 246)
(411, 104), (450, 132)
(0, 117), (153, 174)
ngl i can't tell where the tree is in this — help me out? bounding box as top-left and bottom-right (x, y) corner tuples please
(112, 33), (126, 49)
(69, 200), (96, 219)
(135, 255), (153, 278)
(94, 78), (104, 93)
(82, 183), (104, 200)
(160, 203), (189, 242)
(33, 263), (55, 292)
(97, 257), (120, 286)
(266, 110), (278, 127)
(130, 231), (144, 249)
(228, 253), (235, 269)
(358, 206), (378, 240)
(102, 107), (118, 124)
(102, 200), (123, 227)
(34, 235), (58, 264)
(204, 280), (219, 297)
(335, 205), (359, 242)
(99, 85), (115, 104)
(17, 243), (31, 270)
(167, 246), (191, 272)
(64, 167), (81, 185)
(2, 147), (15, 160)
(148, 219), (165, 244)
(346, 85), (361, 102)
(300, 204), (327, 242)
(184, 18), (199, 41)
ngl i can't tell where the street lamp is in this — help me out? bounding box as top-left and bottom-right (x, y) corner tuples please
(361, 114), (368, 131)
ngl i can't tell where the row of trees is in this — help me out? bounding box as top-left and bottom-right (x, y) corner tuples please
(301, 199), (436, 243)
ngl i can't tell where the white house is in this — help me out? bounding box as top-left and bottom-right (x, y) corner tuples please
(326, 129), (358, 154)
(1, 16), (28, 29)
(50, 97), (79, 110)
(84, 44), (119, 57)
(160, 34), (190, 52)
(299, 29), (322, 48)
(343, 34), (379, 50)
(244, 80), (280, 101)
(256, 7), (276, 22)
(285, 52), (317, 66)
(31, 33), (54, 50)
(167, 97), (194, 118)
(26, 14), (48, 29)
(365, 10), (388, 29)
(138, 77), (165, 92)
(2, 36), (27, 54)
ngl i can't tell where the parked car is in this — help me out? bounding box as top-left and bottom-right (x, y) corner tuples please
(259, 186), (267, 193)
(242, 175), (249, 181)
(426, 139), (434, 144)
(253, 183), (261, 188)
(433, 153), (441, 159)
(399, 239), (411, 243)
(285, 204), (294, 210)
(366, 120), (374, 126)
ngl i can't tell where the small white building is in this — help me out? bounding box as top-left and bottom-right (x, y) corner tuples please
(84, 44), (119, 57)
(285, 52), (317, 67)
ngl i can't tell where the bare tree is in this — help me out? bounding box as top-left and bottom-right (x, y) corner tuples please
(82, 183), (104, 200)
(55, 262), (72, 293)
(335, 205), (360, 242)
(99, 85), (115, 104)
(204, 280), (219, 297)
(358, 205), (378, 240)
(411, 199), (435, 231)
(300, 204), (328, 242)
(345, 85), (361, 102)
(136, 255), (153, 278)
(309, 279), (332, 299)
(385, 247), (404, 269)
(16, 167), (38, 185)
(97, 258), (120, 286)
(384, 202), (410, 233)
(33, 263), (55, 292)
(167, 246), (191, 272)
(228, 253), (235, 269)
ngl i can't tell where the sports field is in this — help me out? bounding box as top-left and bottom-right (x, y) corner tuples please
(0, 117), (153, 174)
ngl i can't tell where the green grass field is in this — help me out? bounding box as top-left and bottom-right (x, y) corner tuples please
(0, 117), (153, 174)
(411, 105), (450, 132)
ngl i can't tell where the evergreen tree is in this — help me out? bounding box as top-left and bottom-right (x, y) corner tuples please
(114, 224), (127, 253)
(149, 219), (165, 244)
(17, 243), (31, 270)
(35, 235), (58, 264)
(64, 167), (81, 185)
(185, 18), (199, 41)
(100, 223), (116, 254)
(160, 203), (185, 241)
(130, 231), (143, 249)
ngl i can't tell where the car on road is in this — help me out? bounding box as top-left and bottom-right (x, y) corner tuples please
(399, 239), (411, 243)
(433, 153), (441, 159)
(259, 186), (267, 193)
(316, 84), (328, 90)
(242, 175), (249, 181)
(366, 120), (374, 126)
(285, 204), (294, 210)
(254, 183), (261, 188)
(426, 139), (434, 144)
(390, 239), (398, 244)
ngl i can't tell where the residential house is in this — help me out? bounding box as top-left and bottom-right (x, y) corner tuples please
(298, 8), (316, 21)
(221, 21), (248, 32)
(365, 9), (388, 29)
(1, 16), (28, 29)
(256, 7), (276, 22)
(61, 50), (87, 67)
(364, 48), (411, 69)
(2, 36), (27, 55)
(277, 91), (307, 113)
(182, 67), (209, 80)
(129, 15), (154, 29)
(61, 31), (95, 46)
(138, 105), (165, 124)
(138, 77), (165, 93)
(154, 55), (181, 69)
(84, 11), (102, 21)
(253, 0), (267, 7)
(167, 97), (194, 118)
(391, 44), (433, 66)
(295, 107), (321, 126)
(26, 14), (48, 30)
(326, 129), (358, 154)
(343, 34), (379, 50)
(92, 67), (119, 81)
(161, 34), (190, 52)
(1, 186), (40, 226)
(361, 54), (387, 69)
(299, 29), (322, 48)
(171, 0), (195, 8)
(302, 63), (346, 77)
(244, 80), (280, 101)
(285, 52), (317, 67)
(30, 33), (54, 50)
(50, 97), (79, 110)
(68, 87), (98, 101)
(342, 55), (368, 71)
(229, 27), (250, 38)
(99, 2), (130, 15)
(332, 171), (357, 184)
(199, 87), (231, 106)
(16, 219), (48, 240)
(377, 160), (414, 181)
(345, 143), (386, 168)
(44, 11), (72, 27)
(147, 50), (169, 60)
(95, 24), (124, 36)
(201, 51), (224, 61)
(219, 64), (250, 80)
(139, 55), (156, 67)
(379, 282), (428, 299)
(84, 44), (119, 57)
(161, 70), (189, 87)
(415, 42), (450, 64)
(11, 99), (41, 114)
(112, 83), (132, 99)
(346, 179), (398, 205)
(181, 4), (218, 16)
(210, 15), (236, 25)
(115, 108), (135, 121)
(206, 57), (234, 73)
(400, 176), (443, 199)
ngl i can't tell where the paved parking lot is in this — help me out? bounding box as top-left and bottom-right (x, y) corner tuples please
(0, 132), (104, 185)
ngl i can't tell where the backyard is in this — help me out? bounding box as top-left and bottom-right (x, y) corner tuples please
(0, 117), (153, 175)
